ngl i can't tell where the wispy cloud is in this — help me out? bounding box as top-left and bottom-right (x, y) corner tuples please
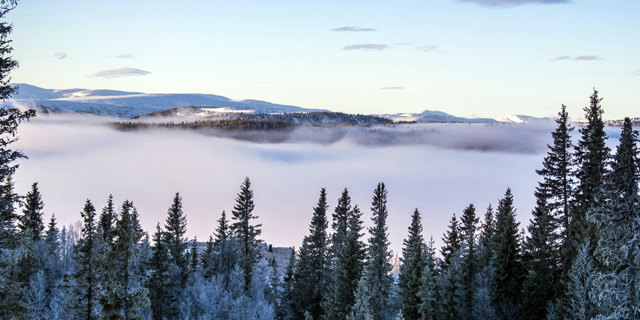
(460, 0), (570, 7)
(551, 55), (601, 62)
(343, 44), (389, 51)
(332, 26), (377, 32)
(415, 45), (437, 52)
(90, 67), (151, 78)
(380, 87), (405, 90)
(54, 52), (67, 60)
(631, 70), (640, 76)
(115, 54), (135, 59)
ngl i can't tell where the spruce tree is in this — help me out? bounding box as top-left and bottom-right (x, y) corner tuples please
(588, 118), (640, 319)
(570, 89), (610, 271)
(231, 177), (262, 292)
(438, 245), (464, 320)
(330, 188), (351, 262)
(440, 213), (461, 270)
(350, 183), (393, 320)
(214, 210), (229, 248)
(492, 188), (524, 319)
(164, 192), (188, 284)
(147, 224), (175, 320)
(0, 173), (18, 235)
(100, 200), (150, 320)
(293, 188), (330, 320)
(563, 242), (596, 320)
(521, 199), (560, 320)
(201, 235), (215, 279)
(417, 260), (437, 320)
(325, 203), (366, 320)
(98, 194), (116, 244)
(19, 182), (45, 241)
(281, 248), (297, 320)
(459, 204), (479, 319)
(399, 209), (425, 320)
(69, 200), (100, 320)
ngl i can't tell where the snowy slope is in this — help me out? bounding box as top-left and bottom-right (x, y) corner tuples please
(377, 110), (498, 123)
(5, 83), (327, 118)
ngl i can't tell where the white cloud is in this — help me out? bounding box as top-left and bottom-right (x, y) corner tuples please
(343, 44), (389, 51)
(90, 67), (151, 78)
(54, 52), (67, 59)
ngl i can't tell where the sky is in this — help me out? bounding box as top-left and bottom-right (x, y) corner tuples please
(6, 0), (640, 119)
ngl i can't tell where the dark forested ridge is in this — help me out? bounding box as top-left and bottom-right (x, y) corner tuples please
(2, 89), (640, 320)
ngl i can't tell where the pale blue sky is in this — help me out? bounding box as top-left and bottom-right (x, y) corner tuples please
(7, 0), (640, 118)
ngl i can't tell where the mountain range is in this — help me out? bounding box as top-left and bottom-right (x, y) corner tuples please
(5, 83), (550, 124)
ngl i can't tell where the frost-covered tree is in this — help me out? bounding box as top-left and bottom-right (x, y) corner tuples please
(324, 203), (366, 320)
(459, 204), (479, 319)
(97, 195), (116, 245)
(398, 209), (425, 320)
(231, 177), (262, 292)
(293, 188), (330, 319)
(417, 247), (437, 320)
(438, 245), (464, 320)
(349, 183), (393, 320)
(471, 247), (498, 320)
(563, 242), (596, 320)
(68, 200), (101, 320)
(164, 192), (188, 284)
(281, 248), (297, 320)
(147, 224), (176, 320)
(492, 188), (523, 319)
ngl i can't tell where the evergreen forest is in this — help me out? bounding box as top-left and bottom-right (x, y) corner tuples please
(1, 2), (640, 320)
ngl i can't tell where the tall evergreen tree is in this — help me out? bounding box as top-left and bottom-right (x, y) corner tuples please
(350, 183), (393, 320)
(330, 188), (351, 262)
(100, 200), (150, 320)
(68, 200), (101, 320)
(492, 188), (524, 320)
(19, 182), (44, 241)
(398, 209), (425, 320)
(231, 177), (262, 292)
(440, 213), (461, 270)
(98, 194), (116, 245)
(324, 203), (366, 320)
(570, 89), (610, 270)
(459, 204), (479, 319)
(588, 118), (640, 319)
(164, 192), (188, 283)
(214, 210), (230, 248)
(0, 173), (18, 235)
(293, 188), (330, 320)
(563, 242), (596, 320)
(521, 199), (560, 320)
(147, 224), (173, 320)
(281, 248), (297, 320)
(479, 204), (495, 267)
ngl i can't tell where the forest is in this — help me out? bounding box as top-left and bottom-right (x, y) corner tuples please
(1, 87), (639, 320)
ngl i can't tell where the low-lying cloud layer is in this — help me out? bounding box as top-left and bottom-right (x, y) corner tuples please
(11, 114), (581, 252)
(90, 67), (151, 78)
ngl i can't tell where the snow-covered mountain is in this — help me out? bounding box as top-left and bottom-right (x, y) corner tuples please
(6, 83), (326, 118)
(378, 110), (498, 123)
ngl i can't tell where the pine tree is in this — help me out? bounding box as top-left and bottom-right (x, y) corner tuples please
(100, 200), (150, 320)
(608, 117), (639, 197)
(98, 194), (116, 245)
(0, 173), (18, 236)
(417, 260), (437, 320)
(479, 204), (496, 267)
(189, 237), (199, 274)
(438, 245), (464, 320)
(164, 192), (188, 284)
(459, 204), (479, 319)
(293, 188), (330, 319)
(492, 188), (524, 319)
(398, 208), (425, 320)
(43, 214), (61, 292)
(563, 242), (596, 320)
(281, 248), (297, 320)
(214, 210), (230, 248)
(570, 89), (610, 272)
(68, 200), (101, 320)
(19, 182), (45, 241)
(440, 213), (461, 271)
(330, 188), (351, 263)
(350, 183), (393, 320)
(231, 177), (262, 292)
(201, 235), (215, 279)
(324, 203), (366, 320)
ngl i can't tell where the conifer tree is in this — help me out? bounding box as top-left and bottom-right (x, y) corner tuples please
(563, 242), (596, 320)
(0, 173), (18, 235)
(479, 204), (495, 266)
(189, 237), (199, 274)
(214, 210), (230, 248)
(293, 188), (330, 319)
(100, 200), (150, 320)
(438, 245), (464, 320)
(324, 203), (366, 320)
(281, 248), (297, 320)
(588, 118), (640, 319)
(521, 199), (560, 320)
(231, 177), (262, 292)
(43, 214), (61, 291)
(570, 89), (610, 270)
(201, 235), (215, 279)
(147, 224), (175, 320)
(350, 183), (393, 320)
(440, 213), (461, 270)
(330, 188), (351, 262)
(492, 188), (524, 319)
(459, 204), (479, 319)
(417, 260), (437, 320)
(98, 194), (116, 244)
(398, 209), (425, 320)
(19, 182), (44, 241)
(164, 192), (188, 284)
(68, 200), (100, 320)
